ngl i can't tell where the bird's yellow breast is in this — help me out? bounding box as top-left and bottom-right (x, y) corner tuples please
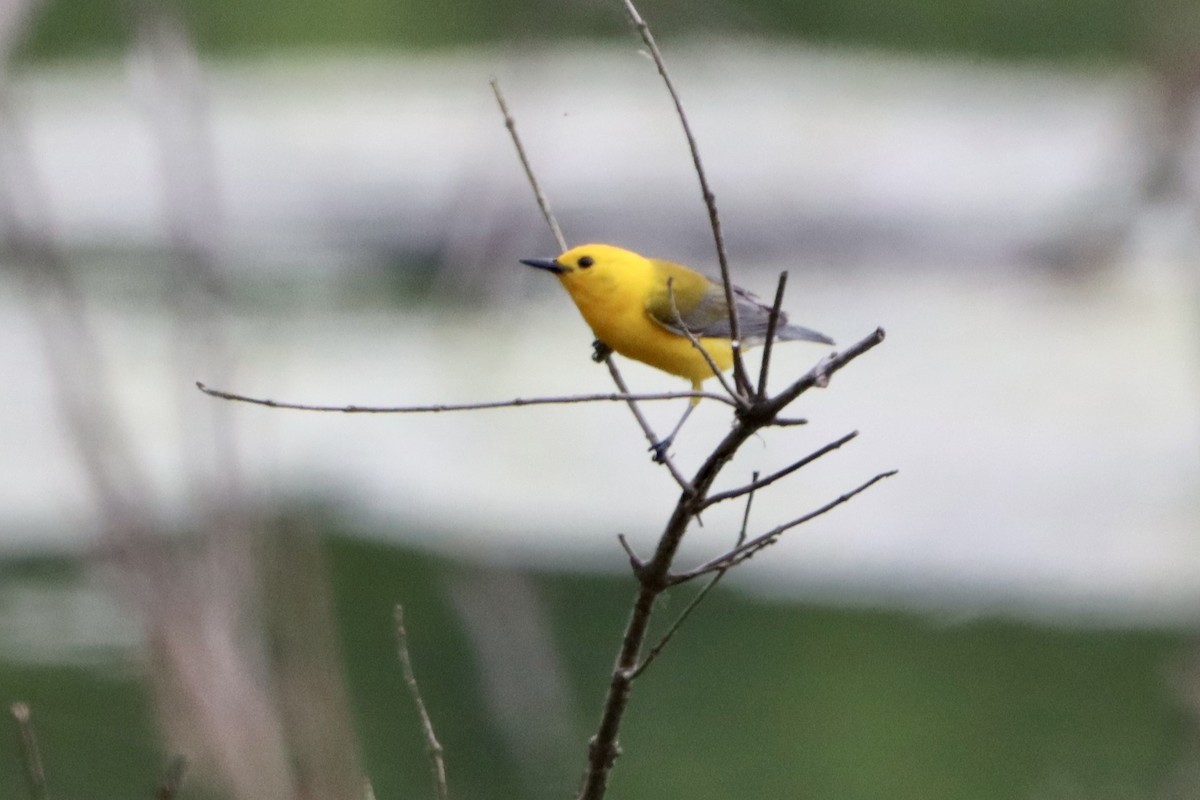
(557, 261), (732, 389)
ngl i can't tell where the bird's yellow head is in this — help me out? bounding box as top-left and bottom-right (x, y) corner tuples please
(521, 243), (651, 298)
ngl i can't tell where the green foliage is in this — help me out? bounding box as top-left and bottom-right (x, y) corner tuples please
(324, 537), (1188, 800)
(741, 0), (1142, 62)
(325, 536), (528, 800)
(0, 534), (1189, 799)
(15, 0), (1153, 63)
(0, 662), (199, 799)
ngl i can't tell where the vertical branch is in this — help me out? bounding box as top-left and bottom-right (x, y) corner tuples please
(493, 77), (692, 489)
(490, 78), (567, 253)
(603, 358), (694, 493)
(665, 278), (744, 404)
(620, 0), (750, 397)
(129, 0), (244, 500)
(395, 606), (450, 800)
(756, 272), (788, 398)
(11, 703), (49, 800)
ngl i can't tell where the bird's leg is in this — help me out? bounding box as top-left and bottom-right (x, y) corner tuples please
(592, 339), (614, 363)
(650, 401), (697, 463)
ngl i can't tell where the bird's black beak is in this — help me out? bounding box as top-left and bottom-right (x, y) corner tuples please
(521, 257), (567, 274)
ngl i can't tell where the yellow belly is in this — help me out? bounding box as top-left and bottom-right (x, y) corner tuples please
(586, 303), (733, 388)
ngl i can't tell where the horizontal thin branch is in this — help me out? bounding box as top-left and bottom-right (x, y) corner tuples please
(196, 382), (735, 414)
(671, 470), (897, 584)
(701, 431), (858, 509)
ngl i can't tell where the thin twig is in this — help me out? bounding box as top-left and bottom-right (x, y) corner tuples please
(630, 570), (718, 679)
(631, 470), (758, 678)
(756, 272), (788, 399)
(603, 359), (695, 494)
(490, 78), (567, 253)
(493, 74), (702, 490)
(622, 0), (749, 396)
(11, 703), (49, 800)
(196, 382), (735, 413)
(154, 756), (188, 800)
(617, 534), (646, 575)
(672, 470), (897, 583)
(395, 606), (449, 800)
(761, 328), (886, 419)
(736, 471), (759, 547)
(665, 278), (744, 406)
(701, 431), (858, 509)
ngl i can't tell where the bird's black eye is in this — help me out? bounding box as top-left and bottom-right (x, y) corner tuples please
(578, 256), (594, 268)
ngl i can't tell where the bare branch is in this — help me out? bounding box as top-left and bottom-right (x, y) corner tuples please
(701, 431), (858, 510)
(755, 272), (788, 399)
(759, 328), (886, 418)
(736, 471), (759, 546)
(631, 470), (758, 677)
(196, 382), (735, 413)
(492, 75), (703, 492)
(496, 21), (890, 800)
(621, 0), (750, 397)
(665, 277), (745, 407)
(395, 606), (449, 800)
(630, 572), (717, 680)
(673, 470), (897, 583)
(490, 78), (567, 253)
(602, 359), (695, 495)
(11, 703), (49, 800)
(617, 534), (646, 576)
(154, 756), (188, 800)
(577, 328), (886, 799)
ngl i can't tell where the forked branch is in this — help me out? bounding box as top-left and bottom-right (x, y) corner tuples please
(671, 470), (898, 584)
(576, 329), (887, 800)
(701, 430), (858, 509)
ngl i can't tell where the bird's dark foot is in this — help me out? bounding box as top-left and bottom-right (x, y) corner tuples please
(649, 437), (673, 463)
(592, 339), (614, 363)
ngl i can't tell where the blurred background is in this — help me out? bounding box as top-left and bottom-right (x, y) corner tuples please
(2, 0), (1199, 798)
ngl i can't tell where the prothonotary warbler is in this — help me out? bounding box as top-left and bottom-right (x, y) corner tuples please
(522, 243), (832, 460)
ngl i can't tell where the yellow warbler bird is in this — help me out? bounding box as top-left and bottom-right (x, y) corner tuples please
(522, 243), (832, 459)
